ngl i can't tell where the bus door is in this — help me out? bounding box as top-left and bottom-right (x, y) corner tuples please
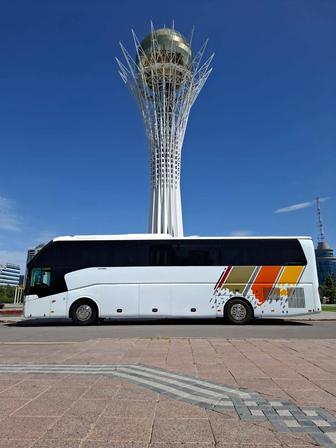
(49, 268), (67, 317)
(49, 292), (67, 317)
(28, 267), (53, 318)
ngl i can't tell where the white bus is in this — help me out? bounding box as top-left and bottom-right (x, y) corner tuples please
(24, 234), (321, 325)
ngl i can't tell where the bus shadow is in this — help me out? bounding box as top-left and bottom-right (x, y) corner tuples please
(8, 318), (312, 327)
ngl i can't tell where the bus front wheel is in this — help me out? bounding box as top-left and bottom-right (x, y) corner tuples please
(70, 300), (98, 326)
(225, 298), (253, 325)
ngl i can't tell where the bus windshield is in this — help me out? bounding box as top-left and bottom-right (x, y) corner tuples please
(30, 268), (51, 289)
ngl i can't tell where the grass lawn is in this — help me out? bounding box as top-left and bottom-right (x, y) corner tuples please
(0, 296), (15, 304)
(322, 305), (336, 312)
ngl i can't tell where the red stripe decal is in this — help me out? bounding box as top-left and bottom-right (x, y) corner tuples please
(215, 266), (232, 292)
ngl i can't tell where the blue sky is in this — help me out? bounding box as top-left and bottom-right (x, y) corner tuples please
(0, 0), (335, 270)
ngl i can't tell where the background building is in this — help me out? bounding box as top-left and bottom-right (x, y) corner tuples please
(314, 198), (336, 284)
(315, 241), (336, 284)
(0, 263), (21, 286)
(26, 243), (45, 265)
(24, 244), (45, 286)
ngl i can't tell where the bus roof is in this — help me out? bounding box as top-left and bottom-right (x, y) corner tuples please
(52, 234), (313, 242)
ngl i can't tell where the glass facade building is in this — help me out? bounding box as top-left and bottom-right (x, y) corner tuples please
(0, 263), (21, 286)
(315, 241), (336, 284)
(26, 244), (45, 265)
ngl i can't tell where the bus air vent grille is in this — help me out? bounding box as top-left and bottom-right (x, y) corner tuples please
(288, 288), (305, 308)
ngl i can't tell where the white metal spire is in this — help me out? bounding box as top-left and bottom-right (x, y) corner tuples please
(117, 26), (213, 236)
(316, 197), (325, 243)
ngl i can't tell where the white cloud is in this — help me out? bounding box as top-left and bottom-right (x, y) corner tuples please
(275, 197), (330, 214)
(0, 196), (20, 231)
(230, 230), (254, 236)
(275, 201), (313, 213)
(0, 250), (26, 272)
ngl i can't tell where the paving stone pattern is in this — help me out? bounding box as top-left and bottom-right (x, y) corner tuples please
(1, 363), (336, 447)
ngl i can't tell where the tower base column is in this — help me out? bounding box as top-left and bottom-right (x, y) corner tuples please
(149, 184), (183, 237)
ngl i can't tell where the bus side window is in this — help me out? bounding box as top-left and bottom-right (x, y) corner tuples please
(149, 244), (172, 266)
(171, 242), (220, 266)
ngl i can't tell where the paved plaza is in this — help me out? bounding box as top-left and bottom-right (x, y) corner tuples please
(0, 337), (336, 447)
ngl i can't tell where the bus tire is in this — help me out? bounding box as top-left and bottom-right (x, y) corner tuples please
(70, 299), (98, 326)
(225, 298), (253, 325)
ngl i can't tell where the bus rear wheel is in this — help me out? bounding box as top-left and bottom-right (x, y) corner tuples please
(225, 298), (252, 325)
(70, 300), (98, 326)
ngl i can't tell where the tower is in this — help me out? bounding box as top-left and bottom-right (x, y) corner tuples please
(117, 24), (213, 236)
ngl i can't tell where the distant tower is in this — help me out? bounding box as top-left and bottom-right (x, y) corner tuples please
(314, 197), (336, 284)
(316, 197), (325, 242)
(117, 24), (213, 236)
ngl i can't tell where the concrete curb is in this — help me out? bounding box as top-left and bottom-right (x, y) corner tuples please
(290, 318), (336, 322)
(0, 316), (335, 325)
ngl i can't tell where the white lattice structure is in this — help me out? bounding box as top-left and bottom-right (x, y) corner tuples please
(117, 24), (213, 236)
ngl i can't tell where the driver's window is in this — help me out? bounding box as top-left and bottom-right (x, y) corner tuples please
(30, 268), (51, 288)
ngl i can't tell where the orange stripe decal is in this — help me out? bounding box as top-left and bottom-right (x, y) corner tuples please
(251, 266), (282, 304)
(277, 266), (304, 284)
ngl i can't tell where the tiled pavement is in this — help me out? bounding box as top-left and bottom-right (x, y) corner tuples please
(0, 338), (336, 447)
(1, 363), (336, 447)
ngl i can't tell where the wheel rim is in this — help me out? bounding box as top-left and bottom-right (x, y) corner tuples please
(76, 304), (93, 322)
(230, 303), (247, 321)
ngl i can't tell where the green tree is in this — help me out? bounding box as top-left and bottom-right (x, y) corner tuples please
(0, 285), (16, 303)
(320, 274), (336, 304)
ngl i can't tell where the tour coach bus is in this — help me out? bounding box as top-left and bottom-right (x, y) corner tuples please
(24, 234), (321, 325)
